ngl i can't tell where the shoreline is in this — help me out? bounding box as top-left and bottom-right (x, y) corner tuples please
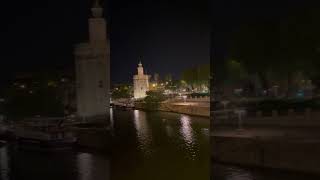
(134, 102), (210, 117)
(133, 107), (210, 118)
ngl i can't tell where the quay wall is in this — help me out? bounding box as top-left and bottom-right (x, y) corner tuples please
(135, 102), (210, 117)
(212, 136), (320, 174)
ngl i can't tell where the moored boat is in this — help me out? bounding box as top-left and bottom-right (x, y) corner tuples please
(13, 118), (77, 151)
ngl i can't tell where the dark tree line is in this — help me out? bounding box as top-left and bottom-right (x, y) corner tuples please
(226, 6), (320, 96)
(181, 64), (210, 89)
(3, 70), (71, 120)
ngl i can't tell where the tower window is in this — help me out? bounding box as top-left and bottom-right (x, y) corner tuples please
(99, 80), (103, 88)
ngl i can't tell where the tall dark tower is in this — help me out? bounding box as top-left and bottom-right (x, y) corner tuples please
(74, 0), (110, 122)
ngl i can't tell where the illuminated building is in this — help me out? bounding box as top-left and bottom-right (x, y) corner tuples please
(133, 62), (150, 99)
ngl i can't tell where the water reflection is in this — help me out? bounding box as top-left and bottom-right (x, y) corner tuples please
(0, 147), (9, 180)
(180, 115), (194, 144)
(226, 167), (254, 180)
(110, 108), (114, 131)
(201, 128), (210, 137)
(133, 110), (153, 155)
(165, 125), (173, 137)
(77, 153), (93, 180)
(112, 110), (210, 180)
(179, 115), (196, 160)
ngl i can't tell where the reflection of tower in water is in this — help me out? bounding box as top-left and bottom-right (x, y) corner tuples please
(133, 110), (153, 155)
(77, 152), (110, 180)
(180, 115), (197, 160)
(0, 147), (9, 180)
(110, 108), (114, 129)
(77, 153), (93, 180)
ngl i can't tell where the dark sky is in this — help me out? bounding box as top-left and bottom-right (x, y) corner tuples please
(109, 0), (210, 83)
(0, 0), (210, 86)
(210, 0), (314, 76)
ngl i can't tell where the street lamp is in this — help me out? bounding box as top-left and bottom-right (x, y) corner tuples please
(183, 95), (187, 103)
(221, 100), (229, 110)
(221, 100), (230, 119)
(234, 108), (246, 132)
(273, 85), (279, 97)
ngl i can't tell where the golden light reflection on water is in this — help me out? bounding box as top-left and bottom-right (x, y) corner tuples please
(133, 110), (153, 155)
(226, 167), (254, 180)
(0, 147), (9, 180)
(180, 115), (197, 160)
(77, 153), (93, 180)
(165, 125), (174, 137)
(110, 108), (114, 131)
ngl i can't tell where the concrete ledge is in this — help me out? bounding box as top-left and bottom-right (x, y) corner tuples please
(212, 135), (320, 174)
(135, 102), (210, 117)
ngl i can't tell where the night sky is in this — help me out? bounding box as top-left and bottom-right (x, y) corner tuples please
(210, 0), (315, 80)
(0, 0), (210, 86)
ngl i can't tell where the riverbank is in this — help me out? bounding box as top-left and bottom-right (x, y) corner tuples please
(135, 102), (210, 117)
(211, 128), (320, 174)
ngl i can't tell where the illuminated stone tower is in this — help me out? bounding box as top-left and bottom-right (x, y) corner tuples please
(74, 0), (110, 122)
(133, 62), (150, 99)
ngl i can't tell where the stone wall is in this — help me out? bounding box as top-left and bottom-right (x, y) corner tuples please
(135, 102), (210, 117)
(212, 136), (320, 174)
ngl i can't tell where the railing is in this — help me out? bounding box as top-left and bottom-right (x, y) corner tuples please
(212, 108), (320, 127)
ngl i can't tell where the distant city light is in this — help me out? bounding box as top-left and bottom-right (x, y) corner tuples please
(48, 81), (56, 87)
(183, 95), (187, 103)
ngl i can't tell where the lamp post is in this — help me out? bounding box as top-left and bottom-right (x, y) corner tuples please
(273, 85), (279, 97)
(221, 100), (229, 110)
(234, 108), (246, 132)
(221, 100), (230, 119)
(183, 95), (187, 103)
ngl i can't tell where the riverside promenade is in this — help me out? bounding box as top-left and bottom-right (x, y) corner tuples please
(134, 96), (210, 117)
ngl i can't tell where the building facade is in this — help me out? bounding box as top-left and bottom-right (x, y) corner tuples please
(133, 62), (150, 99)
(74, 0), (110, 121)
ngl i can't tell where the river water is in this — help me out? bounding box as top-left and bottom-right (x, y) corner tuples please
(111, 109), (210, 180)
(0, 145), (110, 180)
(0, 109), (209, 180)
(1, 109), (318, 180)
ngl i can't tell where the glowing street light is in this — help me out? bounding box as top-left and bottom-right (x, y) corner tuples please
(234, 108), (246, 132)
(221, 100), (230, 110)
(183, 95), (187, 103)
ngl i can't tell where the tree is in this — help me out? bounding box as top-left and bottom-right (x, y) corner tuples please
(225, 59), (248, 84)
(181, 64), (210, 91)
(143, 90), (166, 110)
(4, 83), (64, 120)
(3, 71), (66, 120)
(112, 84), (132, 99)
(229, 7), (320, 96)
